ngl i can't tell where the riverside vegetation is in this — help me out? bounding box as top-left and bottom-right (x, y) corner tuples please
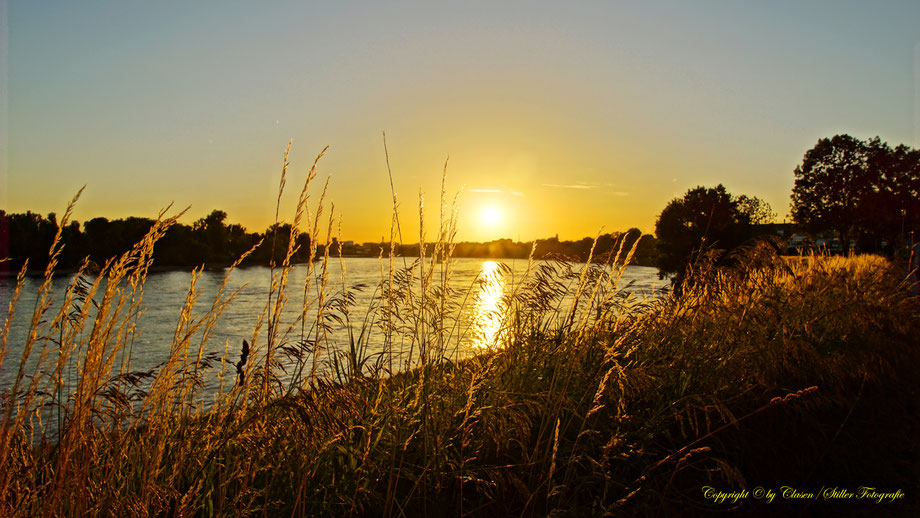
(1, 145), (918, 517)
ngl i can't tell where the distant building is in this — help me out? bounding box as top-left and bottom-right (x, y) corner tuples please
(788, 234), (810, 253)
(750, 224), (854, 255)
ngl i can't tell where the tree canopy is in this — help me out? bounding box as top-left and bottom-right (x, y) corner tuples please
(655, 184), (772, 283)
(791, 134), (920, 253)
(0, 209), (312, 272)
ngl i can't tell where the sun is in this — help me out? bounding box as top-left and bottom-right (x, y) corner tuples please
(480, 205), (502, 227)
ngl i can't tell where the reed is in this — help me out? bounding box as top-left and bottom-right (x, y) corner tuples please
(0, 145), (917, 517)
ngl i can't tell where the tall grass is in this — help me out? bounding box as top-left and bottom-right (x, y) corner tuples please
(1, 145), (918, 516)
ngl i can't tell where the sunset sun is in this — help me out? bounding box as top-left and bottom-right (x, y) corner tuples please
(480, 205), (502, 228)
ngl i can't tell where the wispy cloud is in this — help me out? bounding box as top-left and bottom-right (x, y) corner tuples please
(542, 183), (597, 190)
(467, 188), (525, 197)
(611, 191), (629, 197)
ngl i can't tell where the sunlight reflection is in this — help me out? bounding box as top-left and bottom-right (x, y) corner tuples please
(470, 261), (508, 350)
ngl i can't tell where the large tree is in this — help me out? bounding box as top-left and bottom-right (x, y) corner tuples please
(791, 135), (920, 253)
(655, 185), (769, 282)
(860, 139), (920, 251)
(790, 135), (875, 248)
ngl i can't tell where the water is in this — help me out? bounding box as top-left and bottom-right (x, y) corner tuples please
(0, 257), (668, 399)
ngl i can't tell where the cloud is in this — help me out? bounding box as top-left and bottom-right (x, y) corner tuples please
(467, 188), (525, 197)
(611, 191), (629, 197)
(542, 183), (597, 190)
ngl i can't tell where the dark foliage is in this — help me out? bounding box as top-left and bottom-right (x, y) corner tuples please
(791, 134), (920, 254)
(654, 185), (771, 287)
(0, 208), (310, 272)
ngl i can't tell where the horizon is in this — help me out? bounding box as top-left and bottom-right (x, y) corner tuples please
(4, 1), (919, 242)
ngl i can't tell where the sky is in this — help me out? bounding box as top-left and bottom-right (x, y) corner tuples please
(3, 1), (919, 243)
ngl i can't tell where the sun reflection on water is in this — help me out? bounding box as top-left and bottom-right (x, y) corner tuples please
(470, 261), (508, 350)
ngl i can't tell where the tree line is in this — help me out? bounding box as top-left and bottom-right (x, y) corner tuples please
(395, 231), (658, 265)
(0, 206), (659, 275)
(654, 134), (920, 286)
(0, 209), (312, 274)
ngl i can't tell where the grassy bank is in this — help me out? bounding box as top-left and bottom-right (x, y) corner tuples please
(1, 160), (918, 516)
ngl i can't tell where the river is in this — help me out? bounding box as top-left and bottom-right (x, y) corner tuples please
(0, 257), (668, 399)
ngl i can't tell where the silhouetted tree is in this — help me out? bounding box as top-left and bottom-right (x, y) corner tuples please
(154, 223), (205, 266)
(59, 220), (86, 267)
(82, 216), (155, 264)
(6, 211), (58, 270)
(791, 135), (874, 249)
(193, 209), (231, 263)
(226, 223), (258, 260)
(622, 228), (657, 266)
(655, 185), (767, 284)
(248, 224), (311, 265)
(792, 135), (920, 254)
(860, 139), (920, 252)
(735, 195), (776, 225)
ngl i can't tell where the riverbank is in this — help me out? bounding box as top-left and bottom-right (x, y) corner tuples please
(1, 247), (917, 516)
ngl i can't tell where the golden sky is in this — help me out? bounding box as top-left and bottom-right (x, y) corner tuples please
(4, 1), (919, 242)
